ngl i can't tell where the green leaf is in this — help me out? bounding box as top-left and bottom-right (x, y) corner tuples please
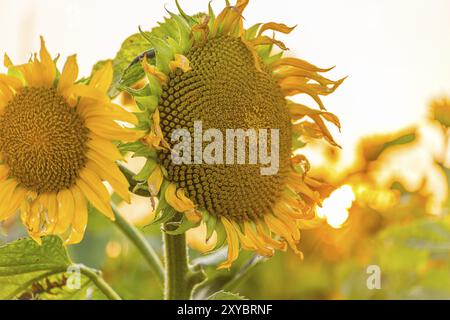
(362, 130), (417, 161)
(111, 33), (153, 96)
(207, 290), (247, 300)
(381, 133), (416, 152)
(0, 236), (109, 300)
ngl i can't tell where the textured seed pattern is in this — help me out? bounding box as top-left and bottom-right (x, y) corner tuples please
(159, 36), (292, 221)
(0, 87), (89, 193)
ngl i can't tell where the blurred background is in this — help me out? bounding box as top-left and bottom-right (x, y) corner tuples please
(1, 0), (450, 299)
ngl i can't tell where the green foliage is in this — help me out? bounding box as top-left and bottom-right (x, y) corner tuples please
(110, 33), (153, 95)
(207, 290), (247, 300)
(0, 236), (108, 300)
(380, 132), (416, 153)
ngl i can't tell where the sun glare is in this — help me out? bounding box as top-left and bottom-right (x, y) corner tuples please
(317, 185), (355, 229)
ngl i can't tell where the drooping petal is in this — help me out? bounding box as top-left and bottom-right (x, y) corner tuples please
(165, 183), (195, 213)
(258, 22), (296, 36)
(65, 185), (88, 245)
(147, 165), (164, 196)
(264, 214), (303, 258)
(255, 220), (287, 251)
(217, 217), (240, 270)
(243, 221), (274, 257)
(54, 189), (75, 234)
(271, 57), (335, 73)
(169, 54), (191, 73)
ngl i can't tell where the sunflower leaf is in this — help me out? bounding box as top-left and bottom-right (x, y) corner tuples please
(0, 236), (110, 300)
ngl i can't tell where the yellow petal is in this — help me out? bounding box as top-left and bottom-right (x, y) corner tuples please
(79, 102), (138, 125)
(85, 120), (144, 142)
(255, 220), (287, 251)
(54, 189), (75, 234)
(0, 187), (27, 221)
(272, 208), (301, 241)
(0, 82), (14, 104)
(0, 74), (23, 90)
(16, 63), (37, 87)
(142, 57), (168, 84)
(79, 167), (110, 203)
(0, 179), (17, 206)
(287, 173), (322, 204)
(264, 214), (303, 258)
(0, 165), (9, 181)
(4, 53), (13, 68)
(90, 60), (113, 93)
(86, 160), (130, 204)
(39, 36), (56, 87)
(258, 22), (296, 36)
(243, 221), (274, 257)
(271, 57), (334, 73)
(86, 149), (129, 188)
(288, 102), (340, 129)
(24, 199), (43, 244)
(217, 217), (240, 270)
(76, 178), (114, 220)
(147, 165), (164, 196)
(66, 83), (108, 102)
(58, 55), (79, 95)
(251, 36), (288, 51)
(65, 185), (88, 245)
(233, 221), (257, 251)
(0, 179), (18, 220)
(165, 184), (195, 213)
(169, 54), (192, 73)
(86, 134), (124, 161)
(45, 193), (59, 233)
(185, 210), (202, 223)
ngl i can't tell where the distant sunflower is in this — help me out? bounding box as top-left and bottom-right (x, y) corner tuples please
(0, 37), (140, 244)
(430, 97), (450, 129)
(123, 0), (344, 269)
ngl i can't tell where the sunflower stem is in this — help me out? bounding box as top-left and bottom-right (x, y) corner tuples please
(163, 217), (206, 300)
(79, 265), (122, 300)
(112, 207), (165, 287)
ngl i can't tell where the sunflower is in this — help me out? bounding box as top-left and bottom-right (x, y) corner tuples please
(122, 0), (344, 269)
(430, 97), (450, 129)
(0, 37), (141, 244)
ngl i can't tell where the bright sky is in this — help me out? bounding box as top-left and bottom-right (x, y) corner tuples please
(1, 0), (450, 164)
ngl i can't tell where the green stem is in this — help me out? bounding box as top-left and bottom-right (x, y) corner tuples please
(164, 232), (190, 300)
(163, 219), (205, 300)
(112, 207), (165, 287)
(79, 265), (122, 300)
(222, 255), (264, 292)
